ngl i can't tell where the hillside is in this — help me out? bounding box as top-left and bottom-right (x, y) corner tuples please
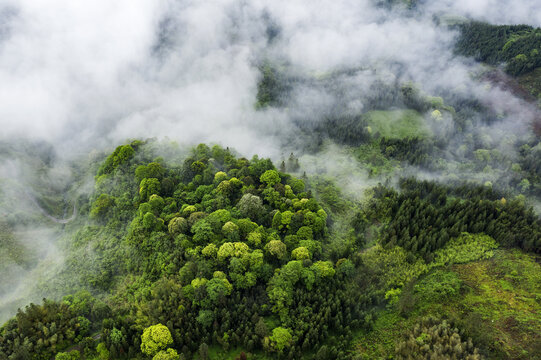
(1, 140), (540, 360)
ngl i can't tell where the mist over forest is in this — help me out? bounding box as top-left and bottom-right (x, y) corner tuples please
(1, 1), (540, 359)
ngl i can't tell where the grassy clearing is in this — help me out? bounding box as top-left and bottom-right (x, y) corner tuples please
(351, 310), (410, 359)
(364, 109), (430, 139)
(352, 249), (541, 359)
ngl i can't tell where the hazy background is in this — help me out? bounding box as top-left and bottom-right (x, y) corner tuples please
(0, 0), (538, 158)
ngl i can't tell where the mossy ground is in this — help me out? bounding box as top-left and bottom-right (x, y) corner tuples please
(364, 110), (429, 139)
(351, 249), (541, 359)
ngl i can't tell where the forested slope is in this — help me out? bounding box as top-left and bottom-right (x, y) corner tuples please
(1, 139), (539, 360)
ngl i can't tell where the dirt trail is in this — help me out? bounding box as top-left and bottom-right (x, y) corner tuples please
(24, 190), (77, 224)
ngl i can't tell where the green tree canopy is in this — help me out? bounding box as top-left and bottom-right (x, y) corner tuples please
(141, 324), (173, 356)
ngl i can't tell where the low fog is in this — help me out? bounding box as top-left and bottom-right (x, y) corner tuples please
(1, 0), (539, 156)
(1, 0), (540, 322)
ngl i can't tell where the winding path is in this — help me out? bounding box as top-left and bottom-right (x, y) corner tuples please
(24, 190), (77, 224)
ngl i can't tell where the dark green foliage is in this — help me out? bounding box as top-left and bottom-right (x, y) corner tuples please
(315, 113), (371, 146)
(0, 298), (96, 359)
(255, 64), (291, 108)
(456, 21), (541, 76)
(97, 144), (135, 176)
(379, 137), (436, 167)
(518, 141), (541, 196)
(373, 178), (541, 260)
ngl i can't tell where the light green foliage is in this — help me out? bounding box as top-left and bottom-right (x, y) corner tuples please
(430, 109), (443, 121)
(363, 233), (498, 295)
(316, 208), (327, 221)
(291, 246), (311, 260)
(511, 163), (522, 172)
(414, 270), (462, 302)
(246, 231), (263, 247)
(272, 211), (282, 230)
(222, 221), (239, 240)
(364, 110), (430, 139)
(284, 184), (295, 199)
(310, 261), (335, 279)
(428, 96), (444, 108)
(269, 327), (292, 352)
(260, 169), (281, 186)
(289, 178), (305, 193)
(191, 277), (208, 289)
(265, 240), (287, 260)
(356, 249), (541, 359)
(139, 178), (161, 201)
(248, 250), (264, 271)
(55, 351), (80, 360)
(216, 178), (242, 198)
(384, 288), (402, 306)
(280, 210), (293, 229)
(1, 142), (334, 360)
(182, 205), (197, 217)
(98, 144), (135, 175)
(213, 271), (226, 279)
(267, 261), (302, 317)
(431, 233), (498, 266)
(361, 245), (428, 289)
(217, 242), (250, 262)
(298, 239), (321, 256)
(96, 343), (109, 360)
(110, 327), (123, 345)
(206, 209), (232, 232)
(202, 243), (218, 258)
(214, 171), (228, 183)
(152, 348), (180, 360)
(141, 324), (173, 356)
(217, 242), (235, 261)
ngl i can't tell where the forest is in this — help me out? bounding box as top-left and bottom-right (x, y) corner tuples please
(455, 22), (541, 76)
(1, 1), (541, 360)
(1, 131), (540, 359)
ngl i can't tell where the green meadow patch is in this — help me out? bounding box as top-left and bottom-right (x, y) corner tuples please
(364, 109), (430, 139)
